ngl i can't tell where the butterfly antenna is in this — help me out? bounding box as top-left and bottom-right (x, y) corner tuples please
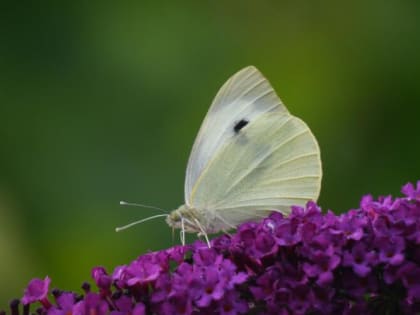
(115, 214), (168, 232)
(119, 201), (168, 214)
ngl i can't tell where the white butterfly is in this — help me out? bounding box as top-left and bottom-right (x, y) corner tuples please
(118, 66), (322, 246)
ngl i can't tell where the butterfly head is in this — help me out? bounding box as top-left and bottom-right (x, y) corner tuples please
(166, 205), (204, 233)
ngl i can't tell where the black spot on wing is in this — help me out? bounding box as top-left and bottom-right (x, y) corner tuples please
(233, 119), (249, 133)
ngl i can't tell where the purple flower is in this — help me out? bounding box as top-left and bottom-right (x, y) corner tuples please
(302, 245), (341, 286)
(194, 266), (226, 307)
(151, 273), (172, 304)
(154, 292), (193, 315)
(311, 286), (336, 312)
(221, 260), (248, 289)
(250, 268), (278, 301)
(254, 229), (278, 259)
(343, 242), (377, 277)
(110, 295), (132, 315)
(132, 304), (146, 315)
(274, 218), (302, 246)
(397, 262), (420, 302)
(192, 247), (221, 266)
(376, 236), (405, 265)
(216, 291), (248, 315)
(112, 265), (127, 288)
(402, 181), (420, 200)
(170, 262), (194, 297)
(125, 259), (162, 286)
(92, 266), (112, 296)
(287, 284), (313, 314)
(72, 293), (108, 315)
(166, 245), (189, 264)
(5, 181), (420, 315)
(21, 276), (52, 308)
(331, 211), (366, 241)
(110, 295), (145, 315)
(339, 269), (378, 299)
(47, 293), (76, 315)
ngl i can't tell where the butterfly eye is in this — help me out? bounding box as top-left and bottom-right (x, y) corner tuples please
(233, 119), (249, 133)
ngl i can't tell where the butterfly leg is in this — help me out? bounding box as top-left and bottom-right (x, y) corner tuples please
(180, 217), (186, 246)
(193, 218), (211, 248)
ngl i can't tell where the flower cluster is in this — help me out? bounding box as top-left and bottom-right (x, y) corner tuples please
(4, 181), (420, 314)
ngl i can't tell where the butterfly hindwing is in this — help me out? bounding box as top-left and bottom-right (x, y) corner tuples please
(189, 111), (321, 231)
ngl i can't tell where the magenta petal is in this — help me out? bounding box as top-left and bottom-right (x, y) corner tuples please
(22, 276), (51, 305)
(317, 271), (333, 286)
(132, 303), (146, 315)
(353, 264), (371, 277)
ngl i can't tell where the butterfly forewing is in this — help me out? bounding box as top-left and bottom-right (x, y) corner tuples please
(185, 66), (288, 205)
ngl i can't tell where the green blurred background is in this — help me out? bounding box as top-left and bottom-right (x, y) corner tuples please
(1, 1), (420, 306)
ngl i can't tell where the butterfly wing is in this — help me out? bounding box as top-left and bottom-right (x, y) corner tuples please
(192, 112), (321, 230)
(184, 66), (322, 232)
(185, 66), (289, 205)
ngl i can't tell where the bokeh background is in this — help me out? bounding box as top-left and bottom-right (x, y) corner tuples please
(1, 1), (420, 306)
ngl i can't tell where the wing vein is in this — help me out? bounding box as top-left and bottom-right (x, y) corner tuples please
(234, 77), (266, 102)
(214, 196), (315, 211)
(223, 124), (310, 195)
(221, 87), (279, 129)
(217, 67), (256, 106)
(270, 152), (320, 169)
(259, 174), (321, 185)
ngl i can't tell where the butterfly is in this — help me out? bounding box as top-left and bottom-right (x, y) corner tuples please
(118, 66), (322, 246)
